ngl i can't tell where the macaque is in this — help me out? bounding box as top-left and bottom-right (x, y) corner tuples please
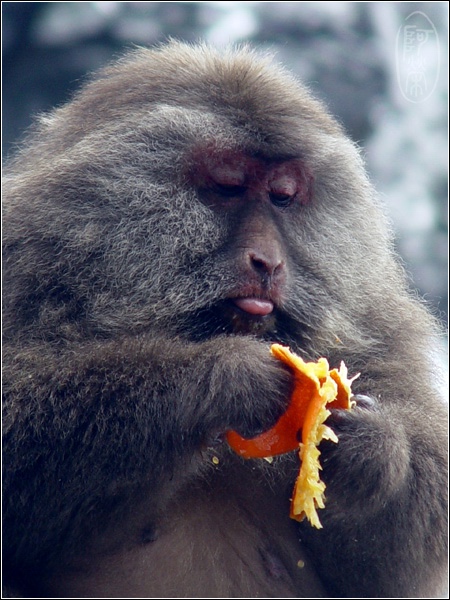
(2, 41), (447, 598)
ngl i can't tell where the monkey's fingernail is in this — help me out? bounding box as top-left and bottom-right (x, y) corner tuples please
(352, 394), (377, 410)
(205, 431), (226, 447)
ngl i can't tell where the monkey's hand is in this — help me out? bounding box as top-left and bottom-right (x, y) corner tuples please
(299, 390), (448, 597)
(188, 336), (294, 441)
(318, 393), (411, 516)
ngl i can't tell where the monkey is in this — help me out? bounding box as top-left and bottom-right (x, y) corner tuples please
(2, 41), (447, 599)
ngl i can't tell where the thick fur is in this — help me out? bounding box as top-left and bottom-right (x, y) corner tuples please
(2, 42), (447, 598)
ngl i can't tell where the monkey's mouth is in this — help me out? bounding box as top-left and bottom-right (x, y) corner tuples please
(179, 291), (310, 346)
(231, 297), (275, 317)
(178, 297), (277, 341)
(222, 297), (277, 336)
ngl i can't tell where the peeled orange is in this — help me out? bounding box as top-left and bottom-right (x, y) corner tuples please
(226, 344), (358, 528)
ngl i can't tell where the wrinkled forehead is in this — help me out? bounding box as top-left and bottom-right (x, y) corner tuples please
(140, 103), (335, 164)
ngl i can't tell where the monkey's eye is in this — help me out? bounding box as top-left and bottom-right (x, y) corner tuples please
(269, 193), (295, 208)
(213, 183), (247, 198)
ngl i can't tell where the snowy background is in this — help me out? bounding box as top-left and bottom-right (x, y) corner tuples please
(2, 2), (448, 329)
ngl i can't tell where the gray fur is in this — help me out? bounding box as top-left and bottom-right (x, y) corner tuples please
(2, 41), (447, 598)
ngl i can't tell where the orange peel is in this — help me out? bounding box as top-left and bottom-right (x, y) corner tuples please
(226, 343), (358, 528)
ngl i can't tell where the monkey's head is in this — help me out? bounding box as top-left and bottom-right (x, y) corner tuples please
(3, 42), (401, 357)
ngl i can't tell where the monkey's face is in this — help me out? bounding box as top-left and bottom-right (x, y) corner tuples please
(2, 46), (393, 358)
(172, 146), (317, 346)
(68, 107), (385, 357)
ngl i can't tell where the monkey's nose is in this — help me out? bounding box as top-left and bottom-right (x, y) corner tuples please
(249, 249), (285, 279)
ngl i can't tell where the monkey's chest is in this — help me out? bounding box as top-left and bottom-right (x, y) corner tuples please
(42, 480), (327, 598)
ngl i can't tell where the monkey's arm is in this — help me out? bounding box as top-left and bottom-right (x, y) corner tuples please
(2, 335), (291, 572)
(300, 382), (448, 598)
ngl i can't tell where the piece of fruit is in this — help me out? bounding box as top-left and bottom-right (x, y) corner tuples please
(226, 344), (358, 528)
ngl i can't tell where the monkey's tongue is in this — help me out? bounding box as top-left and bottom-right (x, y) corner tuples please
(233, 298), (274, 316)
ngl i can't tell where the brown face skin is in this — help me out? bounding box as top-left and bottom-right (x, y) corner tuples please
(185, 149), (313, 339)
(2, 41), (447, 599)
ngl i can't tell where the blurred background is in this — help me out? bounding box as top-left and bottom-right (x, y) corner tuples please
(2, 1), (448, 329)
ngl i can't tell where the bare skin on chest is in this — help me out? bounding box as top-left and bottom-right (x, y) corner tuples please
(42, 468), (326, 598)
